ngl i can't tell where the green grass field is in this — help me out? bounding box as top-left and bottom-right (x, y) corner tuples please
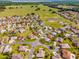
(0, 4), (58, 17)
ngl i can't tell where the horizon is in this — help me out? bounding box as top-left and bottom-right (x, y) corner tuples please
(0, 0), (79, 2)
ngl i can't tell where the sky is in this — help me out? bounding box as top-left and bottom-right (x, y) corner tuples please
(0, 0), (79, 2)
(11, 0), (79, 2)
(11, 0), (53, 2)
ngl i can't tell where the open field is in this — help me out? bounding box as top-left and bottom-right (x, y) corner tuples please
(0, 4), (58, 17)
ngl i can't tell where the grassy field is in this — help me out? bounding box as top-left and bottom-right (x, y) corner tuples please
(0, 4), (58, 17)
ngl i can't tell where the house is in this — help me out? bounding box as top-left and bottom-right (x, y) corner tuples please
(36, 48), (45, 58)
(18, 36), (25, 41)
(70, 28), (79, 34)
(53, 42), (57, 47)
(18, 27), (25, 33)
(27, 34), (36, 39)
(9, 39), (16, 44)
(74, 42), (79, 47)
(32, 32), (38, 36)
(64, 34), (71, 37)
(37, 29), (43, 34)
(43, 26), (48, 31)
(45, 37), (50, 42)
(0, 40), (4, 45)
(3, 45), (12, 53)
(52, 54), (62, 59)
(47, 34), (53, 39)
(18, 46), (30, 52)
(39, 20), (44, 26)
(10, 36), (17, 40)
(61, 49), (76, 59)
(64, 25), (71, 30)
(77, 33), (79, 37)
(56, 37), (63, 43)
(11, 54), (23, 59)
(53, 46), (60, 53)
(52, 32), (57, 36)
(59, 22), (65, 26)
(57, 30), (62, 34)
(0, 29), (6, 34)
(0, 46), (5, 53)
(59, 43), (70, 48)
(72, 40), (79, 47)
(58, 28), (66, 32)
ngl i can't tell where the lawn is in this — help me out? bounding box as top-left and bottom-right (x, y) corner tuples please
(0, 54), (9, 59)
(40, 39), (53, 45)
(0, 4), (58, 17)
(34, 45), (53, 59)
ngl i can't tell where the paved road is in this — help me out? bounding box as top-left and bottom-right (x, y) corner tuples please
(28, 38), (53, 59)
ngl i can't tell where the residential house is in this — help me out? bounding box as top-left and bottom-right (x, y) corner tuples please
(56, 37), (63, 43)
(47, 34), (53, 39)
(18, 46), (30, 52)
(18, 36), (25, 41)
(18, 27), (25, 33)
(61, 49), (76, 59)
(27, 34), (36, 39)
(45, 37), (50, 42)
(0, 46), (5, 53)
(52, 32), (57, 36)
(59, 43), (70, 48)
(36, 48), (45, 58)
(10, 36), (17, 40)
(3, 45), (12, 53)
(52, 54), (62, 59)
(72, 40), (79, 47)
(11, 54), (23, 59)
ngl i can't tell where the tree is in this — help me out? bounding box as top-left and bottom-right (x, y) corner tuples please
(16, 7), (18, 9)
(48, 9), (52, 11)
(35, 7), (40, 11)
(31, 13), (35, 15)
(52, 11), (56, 13)
(31, 6), (33, 8)
(9, 7), (14, 9)
(35, 5), (38, 7)
(0, 6), (6, 9)
(0, 6), (6, 11)
(43, 9), (46, 11)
